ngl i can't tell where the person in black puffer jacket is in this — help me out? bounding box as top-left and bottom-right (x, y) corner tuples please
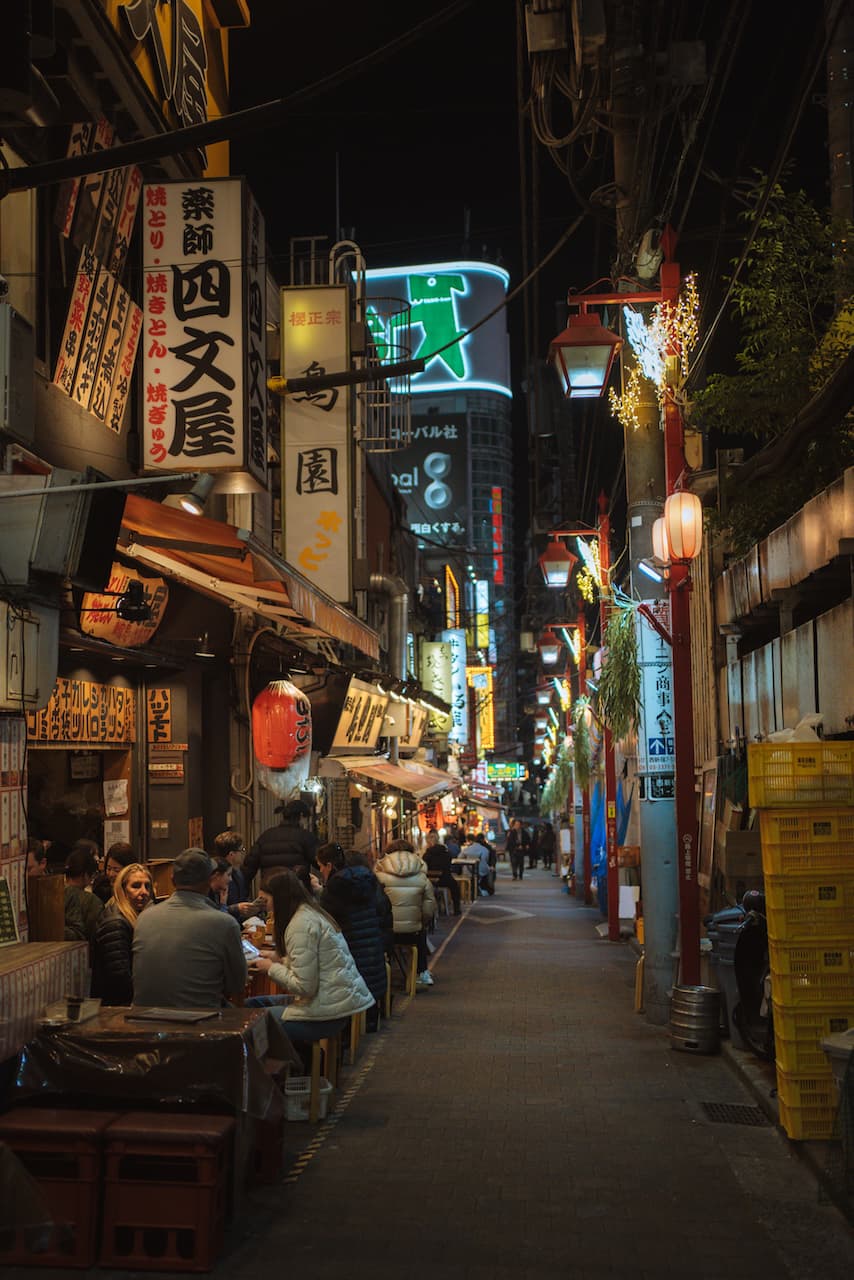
(91, 863), (153, 1005)
(317, 843), (388, 1031)
(243, 799), (317, 889)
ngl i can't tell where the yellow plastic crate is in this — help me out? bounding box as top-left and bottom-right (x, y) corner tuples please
(769, 937), (854, 1006)
(777, 1095), (837, 1141)
(759, 809), (854, 875)
(776, 1064), (838, 1111)
(772, 1001), (852, 1043)
(765, 869), (854, 940)
(748, 742), (854, 808)
(774, 1032), (833, 1075)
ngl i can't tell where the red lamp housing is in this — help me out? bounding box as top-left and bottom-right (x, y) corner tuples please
(548, 311), (623, 400)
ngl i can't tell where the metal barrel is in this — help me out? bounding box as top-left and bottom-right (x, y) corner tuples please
(669, 985), (721, 1054)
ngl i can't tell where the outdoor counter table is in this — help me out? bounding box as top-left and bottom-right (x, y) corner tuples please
(14, 1006), (301, 1119)
(451, 855), (480, 900)
(0, 942), (90, 1062)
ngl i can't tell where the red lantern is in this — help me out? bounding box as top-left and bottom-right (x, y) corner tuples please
(252, 680), (312, 769)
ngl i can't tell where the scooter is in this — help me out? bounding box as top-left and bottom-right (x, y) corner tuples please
(731, 889), (774, 1061)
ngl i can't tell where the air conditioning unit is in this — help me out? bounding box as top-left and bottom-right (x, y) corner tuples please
(0, 600), (59, 711)
(0, 302), (35, 444)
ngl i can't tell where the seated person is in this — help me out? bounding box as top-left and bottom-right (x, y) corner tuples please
(423, 829), (461, 915)
(249, 870), (373, 1052)
(25, 838), (47, 878)
(316, 843), (388, 1031)
(132, 848), (247, 1008)
(213, 829), (257, 916)
(374, 839), (437, 990)
(91, 863), (153, 1005)
(466, 832), (494, 896)
(92, 841), (136, 904)
(64, 846), (104, 944)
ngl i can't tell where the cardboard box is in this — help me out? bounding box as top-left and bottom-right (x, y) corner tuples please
(718, 828), (762, 879)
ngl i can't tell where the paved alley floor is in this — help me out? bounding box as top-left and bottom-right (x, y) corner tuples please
(11, 865), (854, 1279)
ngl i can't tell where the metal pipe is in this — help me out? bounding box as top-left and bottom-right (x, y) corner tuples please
(369, 572), (408, 765)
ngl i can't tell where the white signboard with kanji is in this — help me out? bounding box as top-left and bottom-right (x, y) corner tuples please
(636, 598), (675, 787)
(281, 285), (352, 602)
(330, 677), (389, 754)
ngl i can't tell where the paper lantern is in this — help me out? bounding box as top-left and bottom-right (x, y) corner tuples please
(252, 680), (312, 769)
(651, 516), (670, 563)
(664, 492), (703, 560)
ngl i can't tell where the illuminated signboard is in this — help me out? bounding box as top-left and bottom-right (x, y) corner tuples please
(389, 411), (469, 548)
(486, 762), (527, 781)
(364, 261), (511, 398)
(440, 628), (468, 746)
(491, 486), (504, 585)
(466, 665), (495, 754)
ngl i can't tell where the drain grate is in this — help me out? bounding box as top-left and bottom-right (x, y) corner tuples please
(701, 1101), (770, 1126)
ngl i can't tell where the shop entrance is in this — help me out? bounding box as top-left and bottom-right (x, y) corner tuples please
(28, 747), (133, 872)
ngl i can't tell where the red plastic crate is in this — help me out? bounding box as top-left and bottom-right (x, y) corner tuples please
(0, 1108), (120, 1268)
(99, 1112), (235, 1272)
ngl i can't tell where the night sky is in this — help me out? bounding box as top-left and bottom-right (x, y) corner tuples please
(227, 3), (833, 545)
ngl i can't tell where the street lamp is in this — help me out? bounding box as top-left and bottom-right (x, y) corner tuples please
(545, 255), (703, 985)
(537, 628), (562, 666)
(548, 311), (623, 399)
(536, 684), (553, 707)
(538, 537), (578, 588)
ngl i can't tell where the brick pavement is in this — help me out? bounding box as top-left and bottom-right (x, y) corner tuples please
(16, 865), (854, 1279)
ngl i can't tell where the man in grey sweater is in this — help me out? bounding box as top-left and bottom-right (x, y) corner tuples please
(132, 848), (247, 1008)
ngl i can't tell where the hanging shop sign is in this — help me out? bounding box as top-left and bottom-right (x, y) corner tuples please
(80, 564), (168, 648)
(466, 665), (495, 754)
(636, 599), (675, 795)
(27, 679), (136, 745)
(491, 486), (505, 585)
(329, 677), (389, 754)
(486, 762), (527, 781)
(420, 642), (453, 736)
(146, 688), (172, 745)
(440, 627), (468, 745)
(397, 703), (428, 754)
(388, 411), (469, 548)
(281, 284), (352, 602)
(141, 177), (268, 490)
(364, 261), (511, 398)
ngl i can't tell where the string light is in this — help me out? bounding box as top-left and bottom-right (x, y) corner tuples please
(616, 274), (701, 410)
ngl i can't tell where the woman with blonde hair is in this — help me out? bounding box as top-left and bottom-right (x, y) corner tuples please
(250, 868), (373, 1048)
(91, 863), (153, 1005)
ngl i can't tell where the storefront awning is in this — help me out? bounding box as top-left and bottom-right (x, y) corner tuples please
(320, 755), (455, 799)
(119, 494), (379, 660)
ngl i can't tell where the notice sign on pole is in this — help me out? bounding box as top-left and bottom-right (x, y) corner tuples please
(636, 599), (675, 790)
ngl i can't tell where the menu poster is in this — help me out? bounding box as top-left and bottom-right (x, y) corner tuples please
(0, 877), (19, 947)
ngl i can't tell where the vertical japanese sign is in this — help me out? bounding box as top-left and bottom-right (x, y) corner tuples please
(146, 688), (172, 744)
(636, 599), (676, 798)
(420, 641), (453, 735)
(142, 178), (266, 486)
(441, 628), (468, 745)
(491, 486), (505, 585)
(53, 245), (97, 396)
(244, 189), (268, 484)
(466, 666), (495, 754)
(281, 285), (351, 602)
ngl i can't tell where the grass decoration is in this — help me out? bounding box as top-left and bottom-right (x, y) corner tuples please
(573, 696), (592, 789)
(598, 603), (641, 741)
(540, 740), (573, 816)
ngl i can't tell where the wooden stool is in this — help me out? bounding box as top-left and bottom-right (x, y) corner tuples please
(309, 1034), (341, 1123)
(453, 874), (472, 905)
(346, 1010), (366, 1065)
(384, 957), (392, 1018)
(392, 943), (419, 996)
(433, 885), (452, 916)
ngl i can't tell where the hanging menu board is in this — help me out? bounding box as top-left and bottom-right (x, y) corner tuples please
(27, 678), (136, 745)
(329, 677), (389, 754)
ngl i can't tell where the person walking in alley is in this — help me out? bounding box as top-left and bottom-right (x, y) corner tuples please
(539, 821), (556, 871)
(505, 818), (530, 881)
(243, 798), (317, 887)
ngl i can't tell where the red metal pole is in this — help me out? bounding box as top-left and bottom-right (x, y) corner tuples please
(598, 494), (620, 941)
(661, 258), (701, 985)
(577, 606), (592, 904)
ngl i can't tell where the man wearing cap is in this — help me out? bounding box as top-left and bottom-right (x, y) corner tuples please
(243, 799), (317, 887)
(132, 848), (247, 1008)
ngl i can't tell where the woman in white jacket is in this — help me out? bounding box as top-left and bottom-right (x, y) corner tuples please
(374, 839), (437, 989)
(252, 870), (373, 1043)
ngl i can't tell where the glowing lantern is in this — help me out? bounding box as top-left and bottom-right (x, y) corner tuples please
(252, 680), (312, 768)
(539, 539), (578, 588)
(651, 516), (670, 564)
(536, 685), (552, 706)
(664, 492), (703, 560)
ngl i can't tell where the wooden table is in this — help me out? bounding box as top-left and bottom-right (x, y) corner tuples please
(451, 855), (480, 902)
(0, 941), (90, 1060)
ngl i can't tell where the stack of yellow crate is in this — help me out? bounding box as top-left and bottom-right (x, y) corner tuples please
(747, 741), (854, 1140)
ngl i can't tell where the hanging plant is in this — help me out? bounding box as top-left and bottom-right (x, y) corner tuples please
(573, 697), (593, 789)
(598, 603), (641, 741)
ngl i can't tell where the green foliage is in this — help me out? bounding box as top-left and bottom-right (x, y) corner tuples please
(689, 174), (854, 553)
(572, 696), (592, 789)
(598, 605), (641, 741)
(540, 740), (573, 817)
